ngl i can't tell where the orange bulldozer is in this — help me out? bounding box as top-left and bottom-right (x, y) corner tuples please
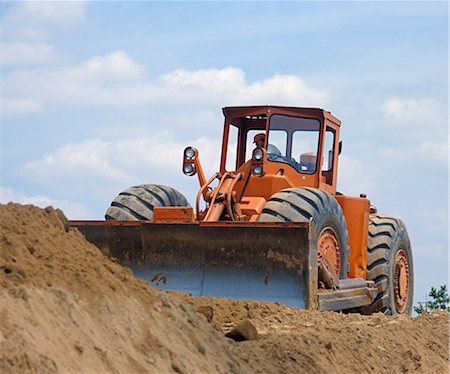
(71, 105), (414, 315)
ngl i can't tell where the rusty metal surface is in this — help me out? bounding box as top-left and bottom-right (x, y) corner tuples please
(394, 249), (410, 313)
(70, 220), (145, 226)
(71, 220), (311, 228)
(339, 278), (371, 290)
(222, 106), (340, 126)
(153, 207), (195, 223)
(318, 286), (378, 311)
(71, 221), (318, 309)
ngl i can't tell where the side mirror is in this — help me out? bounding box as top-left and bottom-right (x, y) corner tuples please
(338, 141), (343, 155)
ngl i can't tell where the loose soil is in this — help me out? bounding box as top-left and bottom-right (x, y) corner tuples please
(1, 203), (448, 373)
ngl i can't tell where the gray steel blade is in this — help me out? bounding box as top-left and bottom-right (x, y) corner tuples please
(71, 221), (318, 309)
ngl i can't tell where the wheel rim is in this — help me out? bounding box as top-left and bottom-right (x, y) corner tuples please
(393, 249), (410, 313)
(317, 228), (340, 277)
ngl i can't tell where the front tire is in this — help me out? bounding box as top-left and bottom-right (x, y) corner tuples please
(258, 187), (349, 279)
(361, 214), (414, 315)
(105, 184), (189, 221)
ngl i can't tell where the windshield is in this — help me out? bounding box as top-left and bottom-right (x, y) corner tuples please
(267, 114), (320, 174)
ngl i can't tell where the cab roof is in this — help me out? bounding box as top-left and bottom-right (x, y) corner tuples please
(222, 105), (341, 126)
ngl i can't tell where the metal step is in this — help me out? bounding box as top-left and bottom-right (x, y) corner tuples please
(318, 280), (377, 311)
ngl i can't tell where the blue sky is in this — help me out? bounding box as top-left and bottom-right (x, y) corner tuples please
(1, 1), (448, 307)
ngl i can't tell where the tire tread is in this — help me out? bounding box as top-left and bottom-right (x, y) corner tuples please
(105, 184), (189, 221)
(361, 213), (413, 315)
(258, 187), (349, 278)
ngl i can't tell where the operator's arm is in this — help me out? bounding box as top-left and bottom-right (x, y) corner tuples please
(266, 144), (283, 161)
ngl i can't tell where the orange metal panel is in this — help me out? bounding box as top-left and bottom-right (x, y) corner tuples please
(318, 181), (334, 195)
(153, 207), (195, 223)
(263, 162), (318, 189)
(241, 162), (319, 201)
(239, 196), (267, 221)
(243, 174), (293, 200)
(335, 195), (370, 278)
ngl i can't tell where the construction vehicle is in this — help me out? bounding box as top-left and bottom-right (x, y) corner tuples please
(71, 106), (414, 315)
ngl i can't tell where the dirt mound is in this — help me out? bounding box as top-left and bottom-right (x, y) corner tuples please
(0, 204), (242, 373)
(182, 296), (449, 373)
(1, 203), (448, 373)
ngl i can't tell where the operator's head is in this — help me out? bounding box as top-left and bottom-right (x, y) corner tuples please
(253, 133), (265, 148)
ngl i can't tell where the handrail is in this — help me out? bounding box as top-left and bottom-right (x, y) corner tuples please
(195, 172), (219, 219)
(203, 172), (230, 221)
(226, 173), (242, 221)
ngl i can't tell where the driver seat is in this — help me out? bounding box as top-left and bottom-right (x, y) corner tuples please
(299, 152), (317, 172)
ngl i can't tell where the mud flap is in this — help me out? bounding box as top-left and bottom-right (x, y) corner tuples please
(71, 221), (318, 309)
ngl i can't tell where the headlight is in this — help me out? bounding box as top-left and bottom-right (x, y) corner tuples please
(252, 165), (263, 175)
(183, 163), (194, 175)
(253, 148), (264, 161)
(184, 147), (195, 160)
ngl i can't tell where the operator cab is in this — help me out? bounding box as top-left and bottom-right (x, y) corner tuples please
(220, 106), (342, 194)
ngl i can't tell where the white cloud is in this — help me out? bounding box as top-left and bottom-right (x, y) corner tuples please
(79, 51), (146, 81)
(20, 135), (222, 206)
(4, 55), (328, 116)
(1, 2), (87, 67)
(378, 96), (447, 164)
(375, 140), (448, 166)
(161, 67), (246, 92)
(115, 136), (220, 173)
(0, 186), (95, 219)
(381, 97), (444, 124)
(160, 68), (328, 106)
(243, 74), (328, 105)
(17, 2), (86, 27)
(2, 2), (87, 40)
(1, 42), (57, 65)
(3, 98), (43, 117)
(4, 50), (148, 114)
(91, 110), (223, 139)
(23, 139), (126, 184)
(337, 155), (375, 197)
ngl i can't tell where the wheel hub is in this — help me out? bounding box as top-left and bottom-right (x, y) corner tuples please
(393, 249), (409, 313)
(317, 228), (340, 278)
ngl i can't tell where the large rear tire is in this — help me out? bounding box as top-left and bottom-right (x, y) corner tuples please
(361, 214), (414, 315)
(258, 187), (349, 279)
(105, 184), (189, 221)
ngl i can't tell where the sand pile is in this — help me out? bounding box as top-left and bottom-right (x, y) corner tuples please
(0, 204), (243, 373)
(182, 296), (449, 373)
(1, 203), (448, 373)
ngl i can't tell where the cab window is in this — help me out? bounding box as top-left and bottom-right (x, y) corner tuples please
(268, 114), (320, 173)
(321, 127), (336, 184)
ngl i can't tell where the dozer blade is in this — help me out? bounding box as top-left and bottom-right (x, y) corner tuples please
(70, 221), (319, 309)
